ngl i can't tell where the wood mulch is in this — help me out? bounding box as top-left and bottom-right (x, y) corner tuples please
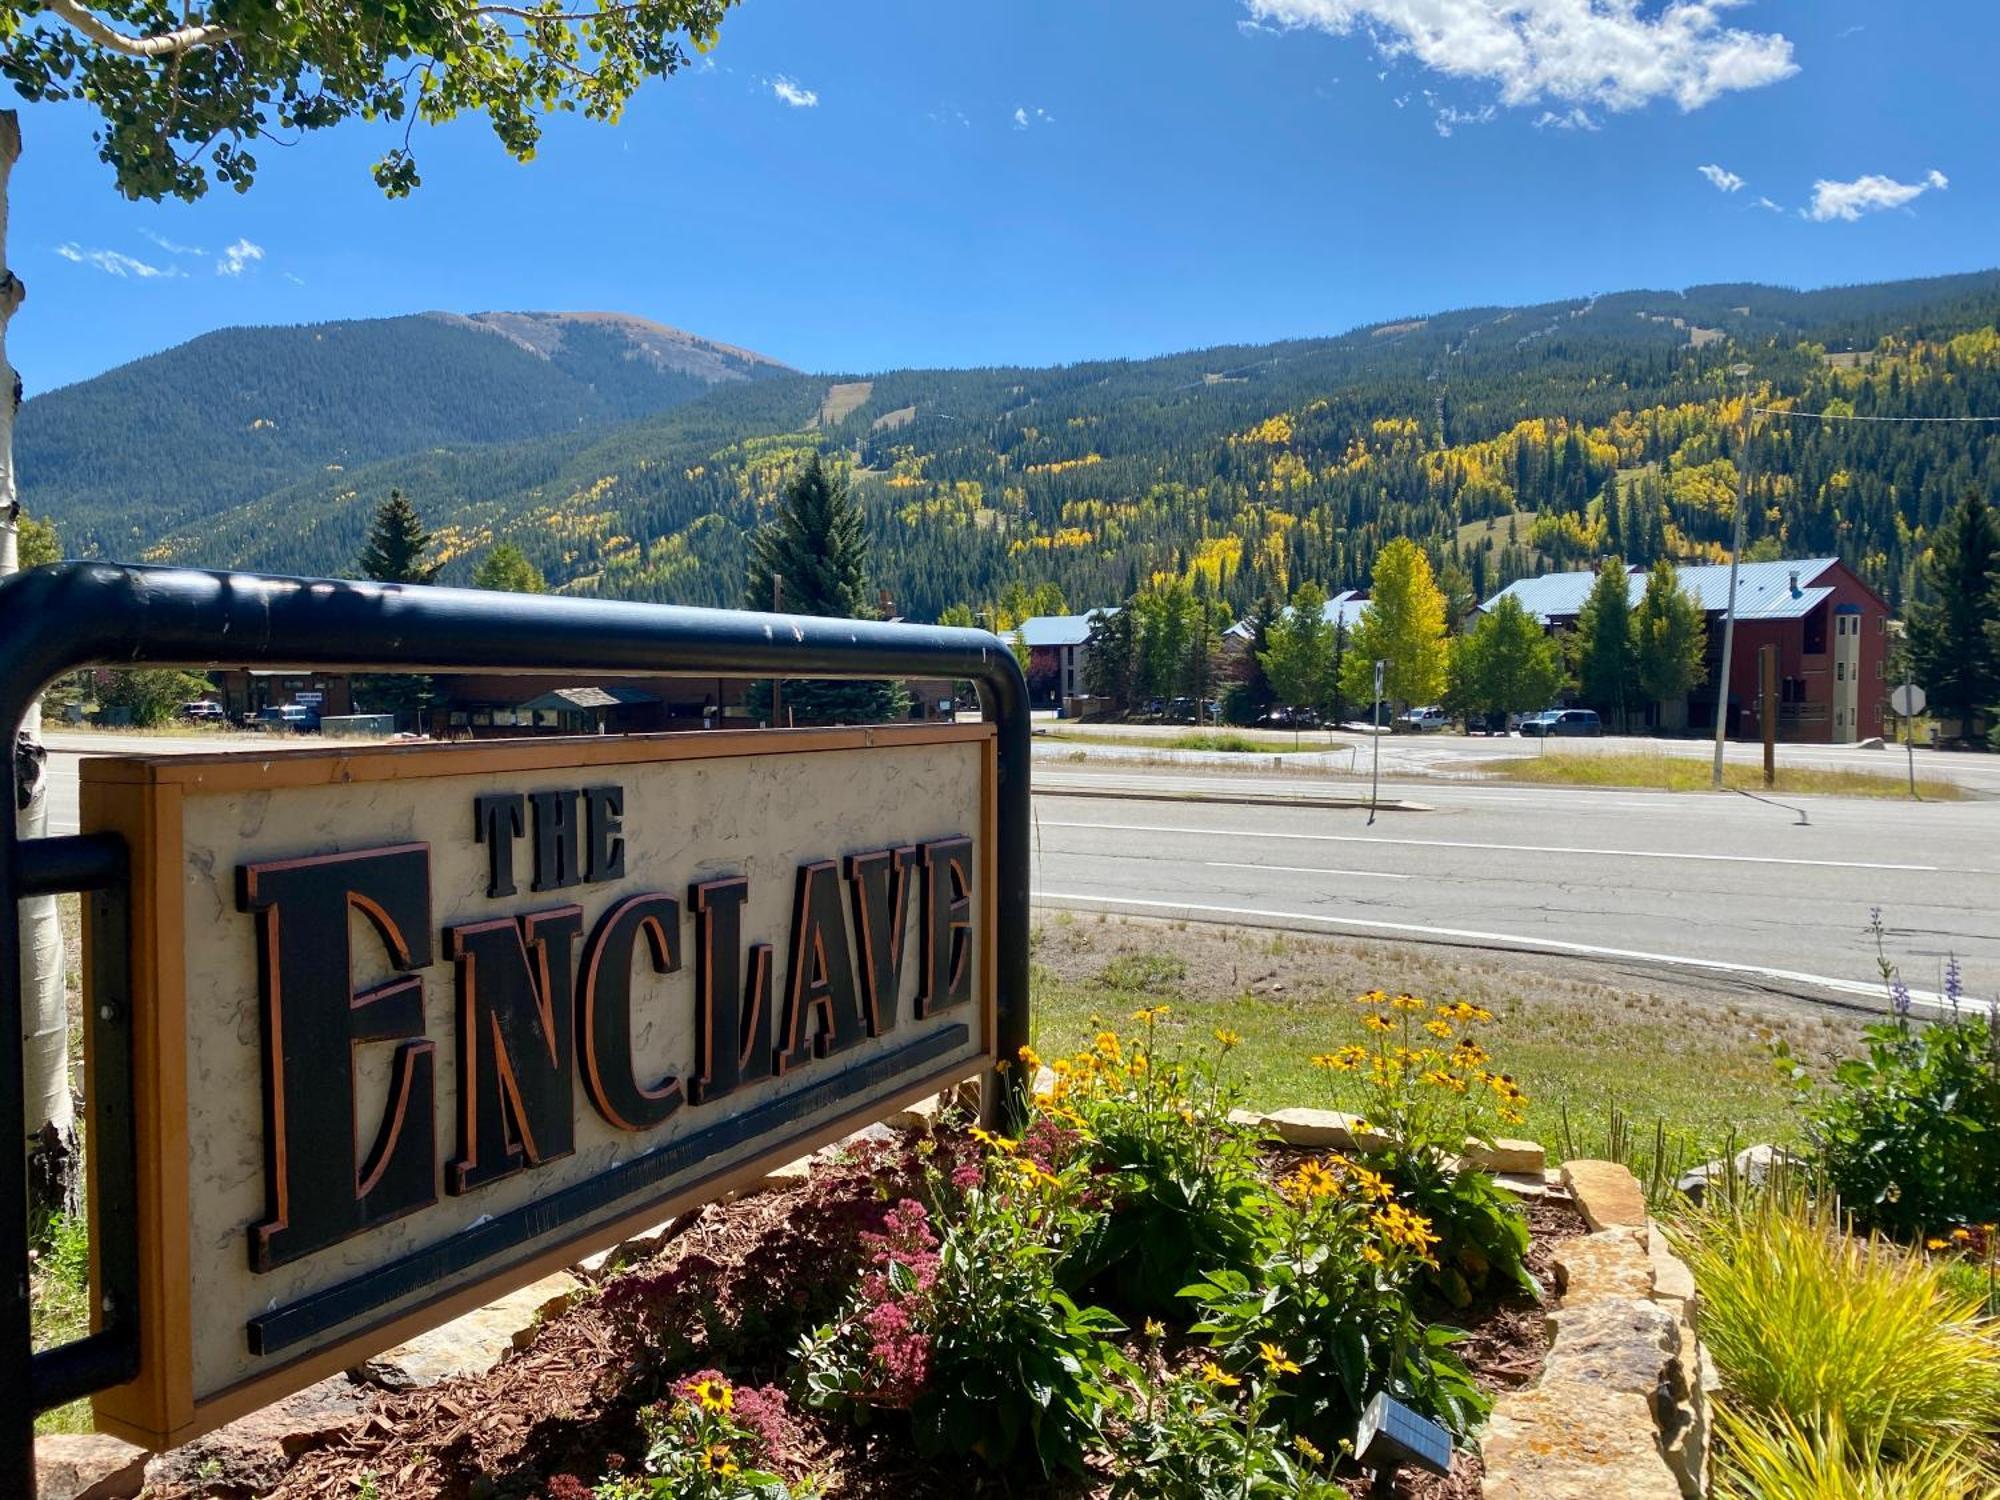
(142, 1143), (1587, 1500)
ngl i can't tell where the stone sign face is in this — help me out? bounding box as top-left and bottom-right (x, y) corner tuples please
(79, 726), (994, 1449)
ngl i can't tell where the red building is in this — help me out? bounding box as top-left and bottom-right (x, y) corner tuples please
(1483, 557), (1891, 743)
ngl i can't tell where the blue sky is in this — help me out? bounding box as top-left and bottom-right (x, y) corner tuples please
(12, 0), (1999, 393)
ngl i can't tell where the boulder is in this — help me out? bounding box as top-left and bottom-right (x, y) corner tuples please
(1561, 1159), (1648, 1231)
(1674, 1143), (1794, 1207)
(35, 1433), (148, 1500)
(354, 1271), (581, 1390)
(143, 1377), (371, 1493)
(1542, 1295), (1682, 1396)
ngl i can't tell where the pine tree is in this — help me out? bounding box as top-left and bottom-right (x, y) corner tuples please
(1223, 592), (1279, 725)
(1083, 603), (1140, 714)
(1906, 491), (2000, 740)
(1632, 560), (1708, 718)
(357, 489), (441, 583)
(353, 489), (438, 723)
(743, 454), (909, 725)
(1574, 556), (1637, 730)
(471, 541), (546, 594)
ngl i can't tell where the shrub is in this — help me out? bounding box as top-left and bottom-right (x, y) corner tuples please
(1673, 1193), (2000, 1459)
(1712, 1406), (1998, 1500)
(1787, 921), (2000, 1239)
(1312, 991), (1535, 1301)
(598, 1371), (816, 1499)
(1182, 1153), (1490, 1440)
(1031, 1012), (1267, 1313)
(797, 1158), (1127, 1474)
(1107, 1345), (1345, 1500)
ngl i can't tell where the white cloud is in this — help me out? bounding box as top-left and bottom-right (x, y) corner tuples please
(1241, 0), (1798, 113)
(1012, 105), (1053, 129)
(1433, 102), (1495, 136)
(54, 243), (181, 279)
(1753, 194), (1784, 213)
(1535, 106), (1599, 131)
(141, 229), (206, 257)
(216, 237), (264, 276)
(282, 271), (307, 286)
(1806, 168), (1947, 223)
(1698, 162), (1745, 193)
(769, 75), (818, 108)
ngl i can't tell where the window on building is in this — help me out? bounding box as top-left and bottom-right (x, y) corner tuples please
(1803, 605), (1827, 655)
(1836, 661), (1846, 681)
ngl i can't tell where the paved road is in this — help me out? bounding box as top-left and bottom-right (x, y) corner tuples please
(1033, 765), (1999, 1014)
(1037, 722), (2000, 794)
(37, 732), (1997, 1013)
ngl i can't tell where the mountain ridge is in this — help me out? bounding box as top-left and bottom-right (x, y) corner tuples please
(23, 268), (2000, 620)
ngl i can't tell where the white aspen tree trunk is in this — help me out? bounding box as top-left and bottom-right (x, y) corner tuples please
(0, 110), (75, 1189)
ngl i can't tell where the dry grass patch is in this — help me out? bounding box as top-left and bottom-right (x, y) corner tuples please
(1470, 750), (1966, 801)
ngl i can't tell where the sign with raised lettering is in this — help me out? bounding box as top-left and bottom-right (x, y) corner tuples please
(78, 726), (994, 1448)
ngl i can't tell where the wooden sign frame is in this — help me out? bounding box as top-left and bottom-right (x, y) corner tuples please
(79, 725), (998, 1450)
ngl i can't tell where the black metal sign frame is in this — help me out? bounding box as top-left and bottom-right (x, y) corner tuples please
(0, 561), (1031, 1498)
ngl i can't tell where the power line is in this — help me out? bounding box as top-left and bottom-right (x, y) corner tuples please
(1752, 406), (2000, 424)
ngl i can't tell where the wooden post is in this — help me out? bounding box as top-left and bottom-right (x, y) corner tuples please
(1759, 642), (1778, 788)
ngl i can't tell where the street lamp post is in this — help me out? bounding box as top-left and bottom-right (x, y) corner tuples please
(1710, 364), (1753, 790)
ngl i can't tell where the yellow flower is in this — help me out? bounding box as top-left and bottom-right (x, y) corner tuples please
(1424, 1019), (1454, 1039)
(1389, 992), (1426, 1011)
(1373, 1203), (1440, 1257)
(1258, 1341), (1302, 1375)
(1213, 1027), (1242, 1050)
(1018, 1043), (1043, 1072)
(1351, 1164), (1392, 1201)
(1095, 1030), (1121, 1060)
(691, 1378), (733, 1413)
(1200, 1362), (1240, 1388)
(1928, 1237), (1950, 1251)
(1144, 1318), (1166, 1340)
(1362, 1012), (1394, 1033)
(1354, 988), (1388, 1007)
(1281, 1159), (1341, 1202)
(1131, 1003), (1171, 1022)
(1950, 1227), (1974, 1243)
(1294, 1434), (1325, 1464)
(701, 1444), (738, 1475)
(1361, 1244), (1385, 1266)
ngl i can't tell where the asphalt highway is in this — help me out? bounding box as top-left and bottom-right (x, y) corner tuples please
(36, 732), (1998, 1014)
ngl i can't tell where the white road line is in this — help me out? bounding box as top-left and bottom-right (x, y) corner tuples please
(1035, 892), (1991, 1017)
(1204, 861), (1409, 881)
(1040, 819), (1948, 873)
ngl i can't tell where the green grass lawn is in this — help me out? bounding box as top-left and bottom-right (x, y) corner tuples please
(1028, 915), (1856, 1169)
(1043, 729), (1340, 754)
(1471, 750), (1965, 801)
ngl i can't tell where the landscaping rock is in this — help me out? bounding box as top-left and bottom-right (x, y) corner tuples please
(1492, 1170), (1555, 1200)
(1647, 1223), (1697, 1312)
(1465, 1137), (1546, 1175)
(1259, 1107), (1387, 1152)
(1673, 1143), (1794, 1207)
(1561, 1159), (1648, 1231)
(1551, 1228), (1652, 1301)
(355, 1272), (582, 1390)
(35, 1432), (148, 1500)
(1542, 1295), (1682, 1396)
(1481, 1384), (1683, 1500)
(574, 1214), (681, 1280)
(142, 1377), (371, 1493)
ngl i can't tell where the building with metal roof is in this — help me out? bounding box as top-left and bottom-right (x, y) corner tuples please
(1479, 557), (1890, 743)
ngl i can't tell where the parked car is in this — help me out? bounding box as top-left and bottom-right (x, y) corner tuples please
(177, 699), (226, 724)
(255, 703), (321, 733)
(1468, 710), (1516, 735)
(1519, 708), (1602, 737)
(1396, 705), (1450, 733)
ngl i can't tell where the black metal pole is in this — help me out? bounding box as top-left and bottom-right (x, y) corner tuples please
(0, 562), (1032, 1499)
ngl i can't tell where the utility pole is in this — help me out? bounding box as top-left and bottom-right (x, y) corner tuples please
(770, 572), (783, 728)
(1710, 364), (1753, 790)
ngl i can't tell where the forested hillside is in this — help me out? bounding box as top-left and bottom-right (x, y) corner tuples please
(18, 310), (792, 557)
(25, 271), (2000, 619)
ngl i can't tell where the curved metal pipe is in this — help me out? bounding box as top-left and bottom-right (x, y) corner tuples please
(0, 563), (1031, 1490)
